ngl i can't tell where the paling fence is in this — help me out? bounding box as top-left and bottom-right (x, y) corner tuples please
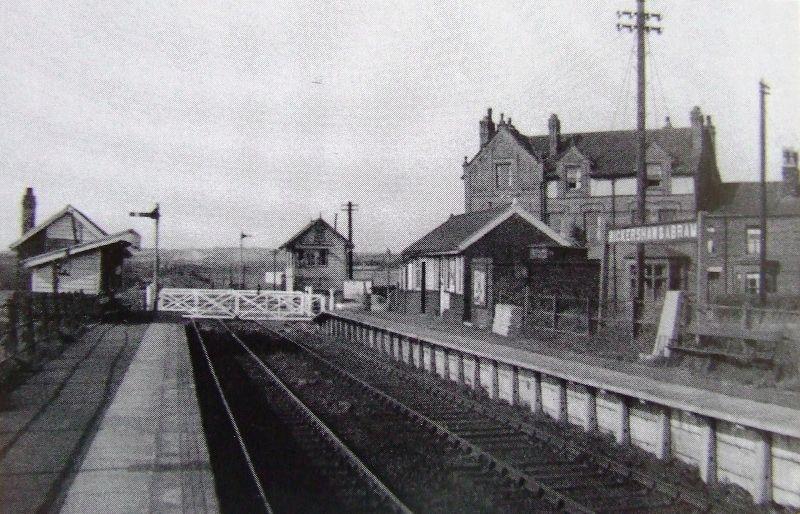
(157, 288), (327, 320)
(0, 292), (104, 369)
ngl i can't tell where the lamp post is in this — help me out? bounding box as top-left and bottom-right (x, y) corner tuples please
(130, 203), (160, 310)
(239, 232), (251, 289)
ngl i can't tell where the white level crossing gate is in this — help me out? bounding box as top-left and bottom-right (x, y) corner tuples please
(158, 288), (327, 320)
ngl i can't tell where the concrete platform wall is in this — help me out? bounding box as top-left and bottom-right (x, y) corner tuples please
(326, 316), (799, 508)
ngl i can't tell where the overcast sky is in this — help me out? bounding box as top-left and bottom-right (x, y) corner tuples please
(1, 0), (798, 252)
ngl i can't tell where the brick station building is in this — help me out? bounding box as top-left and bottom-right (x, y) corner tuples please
(462, 107), (721, 303)
(460, 107), (800, 303)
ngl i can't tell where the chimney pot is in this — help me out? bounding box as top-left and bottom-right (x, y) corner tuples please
(690, 106), (704, 126)
(479, 108), (496, 147)
(21, 187), (36, 235)
(548, 113), (561, 157)
(782, 146), (800, 197)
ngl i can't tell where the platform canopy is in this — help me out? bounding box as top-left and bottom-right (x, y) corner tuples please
(21, 230), (141, 269)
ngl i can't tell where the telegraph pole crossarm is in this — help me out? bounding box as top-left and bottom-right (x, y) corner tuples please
(617, 0), (662, 340)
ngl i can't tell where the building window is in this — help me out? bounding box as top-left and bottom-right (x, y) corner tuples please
(647, 163), (662, 189)
(629, 208), (656, 224)
(746, 227), (761, 255)
(630, 262), (668, 300)
(745, 273), (760, 296)
(658, 209), (676, 222)
(495, 163), (510, 188)
(566, 166), (582, 190)
(744, 272), (775, 295)
(297, 249), (328, 267)
(472, 269), (487, 306)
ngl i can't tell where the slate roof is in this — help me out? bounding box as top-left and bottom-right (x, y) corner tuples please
(712, 182), (800, 217)
(22, 230), (141, 268)
(403, 203), (570, 257)
(523, 126), (699, 179)
(9, 205), (108, 250)
(280, 217), (350, 250)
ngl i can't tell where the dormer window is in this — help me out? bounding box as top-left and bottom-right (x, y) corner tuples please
(647, 163), (663, 189)
(566, 165), (581, 190)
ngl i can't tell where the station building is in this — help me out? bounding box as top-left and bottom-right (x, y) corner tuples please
(398, 202), (591, 327)
(460, 107), (800, 304)
(281, 217), (350, 293)
(9, 188), (141, 296)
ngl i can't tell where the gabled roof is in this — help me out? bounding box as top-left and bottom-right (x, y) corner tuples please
(280, 217), (350, 250)
(468, 123), (703, 179)
(403, 203), (572, 257)
(22, 230), (141, 269)
(9, 205), (108, 250)
(530, 127), (699, 179)
(712, 182), (800, 217)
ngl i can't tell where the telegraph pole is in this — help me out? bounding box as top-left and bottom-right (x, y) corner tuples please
(759, 80), (770, 305)
(618, 1), (661, 339)
(341, 202), (358, 279)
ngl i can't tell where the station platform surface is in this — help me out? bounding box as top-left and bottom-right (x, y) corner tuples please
(322, 310), (800, 438)
(0, 323), (146, 513)
(0, 322), (218, 513)
(60, 323), (218, 513)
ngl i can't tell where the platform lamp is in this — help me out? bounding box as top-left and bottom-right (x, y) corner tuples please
(130, 203), (160, 311)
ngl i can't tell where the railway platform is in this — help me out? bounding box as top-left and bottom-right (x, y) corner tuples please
(0, 322), (218, 513)
(317, 309), (800, 507)
(60, 323), (218, 513)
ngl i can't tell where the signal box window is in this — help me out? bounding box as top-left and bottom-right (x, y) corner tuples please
(298, 249), (328, 267)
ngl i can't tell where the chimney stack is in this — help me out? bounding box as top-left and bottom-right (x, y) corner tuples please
(783, 147), (799, 197)
(548, 114), (561, 157)
(22, 187), (36, 235)
(479, 108), (496, 148)
(690, 106), (705, 157)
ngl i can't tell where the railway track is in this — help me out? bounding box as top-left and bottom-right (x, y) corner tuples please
(250, 320), (760, 514)
(190, 320), (411, 514)
(217, 320), (562, 513)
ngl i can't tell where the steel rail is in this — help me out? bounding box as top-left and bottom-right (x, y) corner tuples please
(218, 320), (413, 514)
(189, 320), (273, 514)
(253, 321), (594, 514)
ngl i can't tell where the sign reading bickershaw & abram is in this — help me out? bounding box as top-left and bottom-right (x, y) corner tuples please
(607, 221), (697, 244)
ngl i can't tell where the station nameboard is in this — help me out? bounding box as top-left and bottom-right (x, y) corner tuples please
(607, 221), (697, 244)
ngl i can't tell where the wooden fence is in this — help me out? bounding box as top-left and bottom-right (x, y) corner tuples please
(0, 292), (107, 369)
